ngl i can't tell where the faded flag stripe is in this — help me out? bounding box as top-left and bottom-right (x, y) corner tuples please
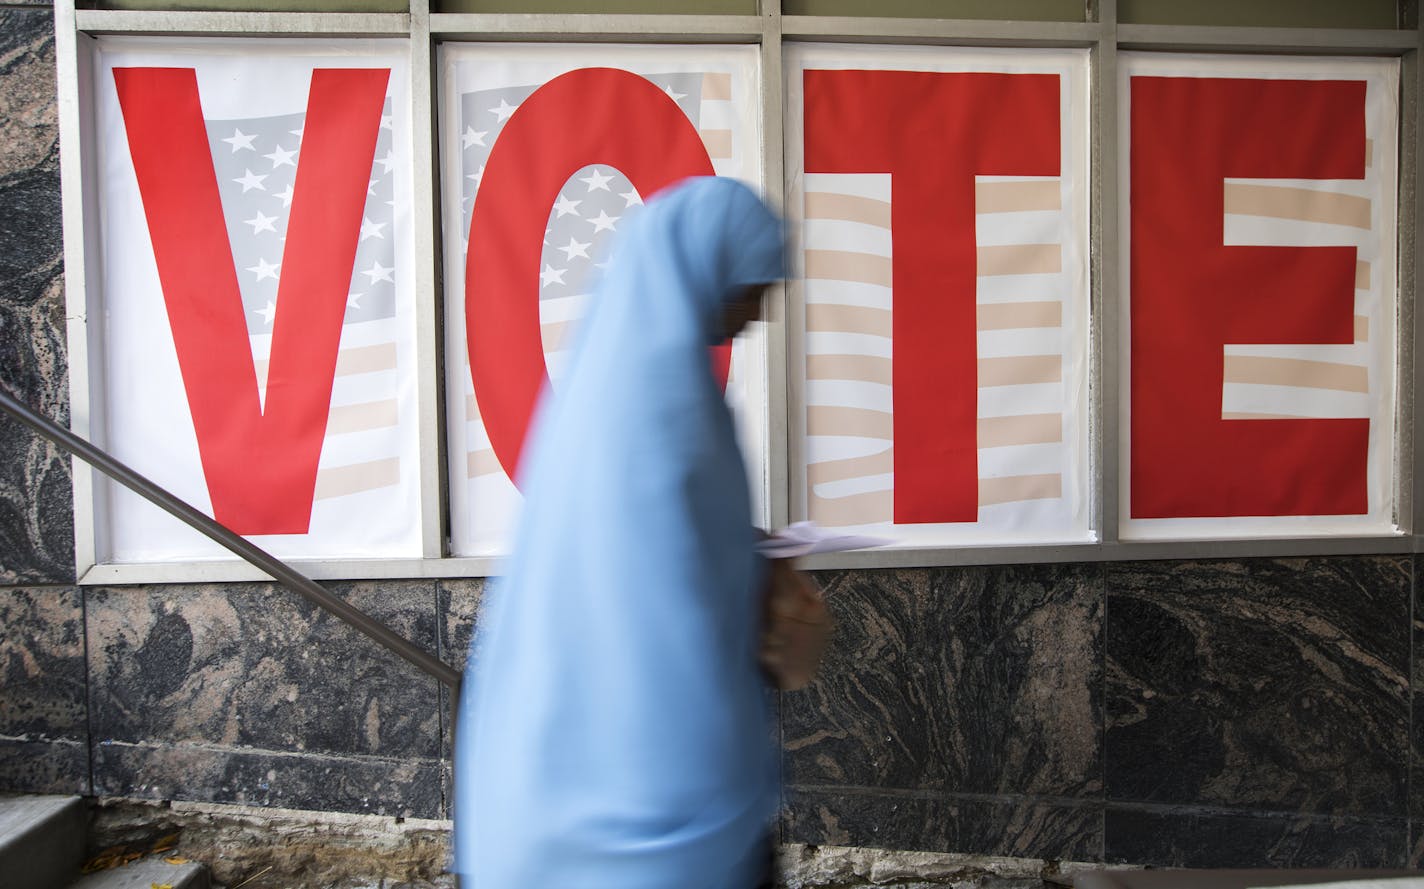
(805, 249), (893, 287)
(807, 405), (893, 439)
(808, 449), (894, 487)
(977, 300), (1062, 331)
(314, 457), (400, 500)
(979, 355), (1062, 387)
(1224, 183), (1372, 230)
(542, 319), (572, 354)
(1356, 314), (1370, 342)
(979, 473), (1061, 507)
(1223, 355), (1369, 393)
(804, 191), (893, 229)
(326, 399), (399, 435)
(700, 129), (733, 159)
(467, 448), (501, 479)
(1223, 412), (1301, 420)
(978, 413), (1062, 449)
(975, 179), (1060, 214)
(810, 489), (893, 527)
(1357, 260), (1370, 290)
(255, 341), (398, 382)
(807, 354), (893, 386)
(703, 71), (732, 100)
(807, 304), (893, 337)
(977, 243), (1061, 277)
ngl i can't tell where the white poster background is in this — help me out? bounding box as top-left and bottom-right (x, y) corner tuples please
(440, 44), (766, 558)
(92, 37), (422, 563)
(785, 44), (1092, 549)
(1118, 53), (1400, 541)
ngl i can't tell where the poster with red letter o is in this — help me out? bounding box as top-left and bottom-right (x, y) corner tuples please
(441, 45), (765, 557)
(786, 45), (1092, 548)
(1121, 54), (1399, 540)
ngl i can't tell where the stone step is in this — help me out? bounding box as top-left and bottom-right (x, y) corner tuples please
(0, 794), (85, 889)
(69, 857), (210, 889)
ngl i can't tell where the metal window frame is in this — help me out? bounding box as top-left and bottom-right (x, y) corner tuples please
(50, 0), (1424, 584)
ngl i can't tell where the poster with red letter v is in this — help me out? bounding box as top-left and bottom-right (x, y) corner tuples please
(91, 38), (421, 564)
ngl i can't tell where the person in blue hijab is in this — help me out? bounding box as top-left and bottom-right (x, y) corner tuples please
(454, 176), (786, 888)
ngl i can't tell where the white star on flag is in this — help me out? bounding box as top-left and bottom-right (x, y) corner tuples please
(360, 216), (387, 240)
(289, 125), (304, 139)
(380, 114), (393, 129)
(467, 165), (486, 186)
(235, 169), (268, 192)
(256, 299), (277, 325)
(362, 260), (395, 284)
(553, 193), (582, 217)
(244, 210), (278, 235)
(248, 258), (280, 281)
(588, 210), (620, 233)
(274, 183), (295, 207)
(263, 144), (296, 168)
(620, 188), (643, 208)
(580, 169), (614, 192)
(222, 128), (256, 152)
(558, 237), (591, 261)
(490, 98), (519, 122)
(462, 126), (488, 148)
(347, 291), (364, 309)
(540, 265), (567, 288)
(376, 150), (397, 174)
(663, 84), (687, 103)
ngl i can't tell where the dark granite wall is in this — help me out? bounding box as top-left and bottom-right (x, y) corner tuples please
(1, 3), (1420, 871)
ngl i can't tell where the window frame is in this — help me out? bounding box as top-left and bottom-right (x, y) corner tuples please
(52, 0), (1424, 583)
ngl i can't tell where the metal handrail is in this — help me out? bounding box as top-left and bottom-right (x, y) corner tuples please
(0, 387), (461, 690)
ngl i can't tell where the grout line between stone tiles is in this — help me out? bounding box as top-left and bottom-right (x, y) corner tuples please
(1098, 560), (1108, 862)
(81, 584), (96, 797)
(1410, 553), (1417, 863)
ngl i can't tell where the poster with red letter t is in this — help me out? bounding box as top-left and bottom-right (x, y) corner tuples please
(1121, 54), (1399, 540)
(786, 45), (1091, 548)
(91, 38), (422, 563)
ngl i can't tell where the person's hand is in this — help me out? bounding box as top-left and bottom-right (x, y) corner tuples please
(759, 560), (832, 691)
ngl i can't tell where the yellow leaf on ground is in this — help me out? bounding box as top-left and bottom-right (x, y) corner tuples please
(163, 857), (188, 865)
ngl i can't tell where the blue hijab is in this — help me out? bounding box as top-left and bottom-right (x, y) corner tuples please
(454, 177), (786, 888)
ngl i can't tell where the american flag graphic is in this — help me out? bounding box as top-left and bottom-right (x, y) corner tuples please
(205, 96), (407, 504)
(457, 70), (740, 485)
(801, 172), (1072, 530)
(1219, 167), (1381, 421)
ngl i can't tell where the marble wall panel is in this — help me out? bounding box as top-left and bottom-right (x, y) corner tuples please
(1105, 558), (1409, 820)
(438, 577), (484, 816)
(784, 787), (1101, 862)
(0, 8), (72, 585)
(86, 580), (444, 816)
(1104, 806), (1406, 868)
(94, 743), (442, 817)
(0, 585), (89, 794)
(783, 564), (1102, 799)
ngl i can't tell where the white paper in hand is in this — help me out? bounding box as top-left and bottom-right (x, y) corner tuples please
(756, 521), (893, 559)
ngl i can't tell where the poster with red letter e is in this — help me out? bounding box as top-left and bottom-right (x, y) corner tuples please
(1121, 54), (1399, 540)
(92, 38), (421, 562)
(441, 44), (764, 557)
(786, 45), (1091, 548)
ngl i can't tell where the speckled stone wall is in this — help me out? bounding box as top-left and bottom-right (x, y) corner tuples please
(1, 4), (1421, 872)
